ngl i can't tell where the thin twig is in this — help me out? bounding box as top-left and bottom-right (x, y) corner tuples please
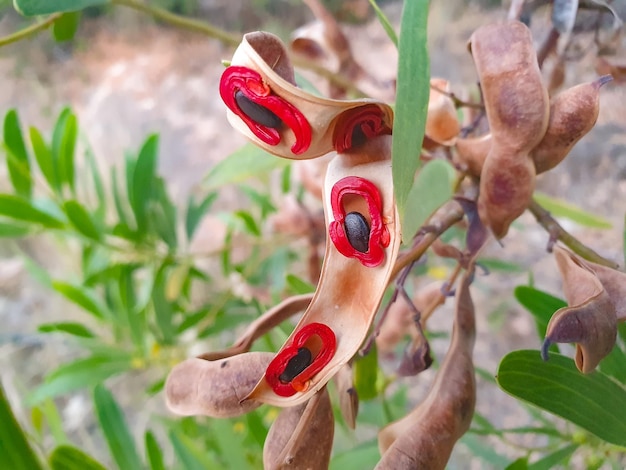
(528, 199), (619, 268)
(0, 14), (62, 48)
(430, 84), (484, 110)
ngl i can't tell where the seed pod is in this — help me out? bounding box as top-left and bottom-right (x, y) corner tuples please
(532, 75), (612, 174)
(263, 388), (334, 470)
(470, 20), (549, 238)
(235, 90), (283, 129)
(453, 134), (491, 177)
(344, 211), (370, 253)
(425, 78), (461, 147)
(165, 352), (273, 418)
(376, 270), (476, 470)
(333, 363), (358, 429)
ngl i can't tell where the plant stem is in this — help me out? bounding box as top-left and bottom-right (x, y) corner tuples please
(0, 14), (62, 48)
(528, 199), (619, 268)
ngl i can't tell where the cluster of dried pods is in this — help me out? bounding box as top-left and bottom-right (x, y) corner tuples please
(165, 17), (621, 470)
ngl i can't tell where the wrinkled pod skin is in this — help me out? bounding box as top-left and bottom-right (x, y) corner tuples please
(470, 20), (549, 238)
(165, 352), (273, 418)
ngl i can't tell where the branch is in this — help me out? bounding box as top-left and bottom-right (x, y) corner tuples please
(0, 14), (62, 48)
(528, 199), (619, 268)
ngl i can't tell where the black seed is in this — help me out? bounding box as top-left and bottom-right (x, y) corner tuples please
(344, 212), (370, 253)
(279, 347), (313, 383)
(235, 90), (283, 129)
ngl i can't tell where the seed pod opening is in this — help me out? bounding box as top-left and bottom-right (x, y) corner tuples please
(234, 90), (283, 129)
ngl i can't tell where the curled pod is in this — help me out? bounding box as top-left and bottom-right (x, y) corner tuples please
(532, 75), (612, 174)
(165, 352), (274, 418)
(425, 78), (461, 147)
(453, 133), (491, 177)
(263, 388), (334, 470)
(376, 270), (476, 470)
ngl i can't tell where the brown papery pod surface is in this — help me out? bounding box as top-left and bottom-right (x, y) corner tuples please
(580, 259), (626, 322)
(532, 75), (612, 174)
(425, 78), (461, 146)
(245, 135), (401, 407)
(453, 134), (491, 177)
(165, 352), (274, 418)
(333, 363), (359, 429)
(470, 21), (549, 238)
(263, 388), (334, 470)
(224, 32), (393, 159)
(543, 246), (617, 373)
(376, 269), (476, 470)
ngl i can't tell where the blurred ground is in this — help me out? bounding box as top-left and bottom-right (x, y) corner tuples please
(0, 1), (624, 468)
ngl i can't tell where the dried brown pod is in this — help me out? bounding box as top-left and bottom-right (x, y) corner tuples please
(165, 352), (274, 418)
(543, 246), (617, 373)
(532, 75), (613, 174)
(376, 269), (476, 469)
(425, 79), (461, 147)
(333, 363), (359, 429)
(453, 134), (491, 177)
(470, 20), (549, 238)
(263, 388), (334, 470)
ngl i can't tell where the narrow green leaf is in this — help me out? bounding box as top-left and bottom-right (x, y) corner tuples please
(55, 110), (78, 191)
(63, 200), (101, 240)
(478, 258), (524, 273)
(84, 146), (106, 220)
(0, 222), (32, 237)
(203, 143), (288, 189)
(145, 431), (165, 470)
(93, 384), (144, 470)
(169, 430), (220, 470)
(0, 194), (64, 228)
(40, 399), (68, 445)
(52, 280), (109, 320)
(285, 273), (315, 294)
(30, 127), (58, 191)
(234, 210), (261, 237)
(131, 134), (158, 231)
(152, 267), (175, 345)
(0, 382), (44, 470)
(52, 12), (81, 42)
(330, 440), (380, 470)
(598, 342), (626, 384)
(29, 354), (132, 404)
(497, 350), (626, 447)
(514, 286), (566, 344)
(38, 321), (96, 338)
(211, 419), (252, 470)
(14, 0), (109, 16)
(185, 192), (217, 241)
(528, 443), (577, 470)
(49, 445), (107, 470)
(368, 0), (398, 47)
(459, 433), (511, 468)
(533, 192), (612, 229)
(392, 0), (430, 224)
(4, 109), (32, 198)
(245, 410), (268, 448)
(505, 457), (529, 470)
(354, 344), (379, 401)
(151, 177), (177, 249)
(402, 159), (454, 241)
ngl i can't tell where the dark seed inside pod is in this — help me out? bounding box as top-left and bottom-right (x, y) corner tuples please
(235, 90), (283, 129)
(344, 211), (370, 253)
(279, 347), (313, 383)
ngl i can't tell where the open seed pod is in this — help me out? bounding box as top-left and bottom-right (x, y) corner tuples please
(543, 246), (617, 373)
(470, 20), (549, 238)
(244, 135), (401, 407)
(220, 32), (393, 159)
(425, 78), (461, 147)
(165, 352), (274, 418)
(376, 268), (476, 469)
(333, 362), (359, 429)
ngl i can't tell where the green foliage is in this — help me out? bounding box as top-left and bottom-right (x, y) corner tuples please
(53, 12), (81, 42)
(14, 0), (109, 16)
(533, 191), (613, 229)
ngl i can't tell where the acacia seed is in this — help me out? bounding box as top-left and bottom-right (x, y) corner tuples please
(235, 90), (283, 129)
(344, 212), (370, 253)
(279, 347), (313, 383)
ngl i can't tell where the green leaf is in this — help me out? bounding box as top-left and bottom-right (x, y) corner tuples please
(597, 341), (626, 384)
(285, 273), (315, 295)
(49, 445), (107, 470)
(354, 344), (379, 401)
(30, 127), (58, 191)
(368, 0), (398, 47)
(185, 192), (217, 241)
(130, 134), (159, 231)
(392, 0), (430, 225)
(84, 146), (106, 220)
(0, 195), (64, 228)
(169, 430), (219, 470)
(53, 12), (81, 42)
(533, 192), (612, 229)
(211, 419), (252, 470)
(505, 457), (529, 470)
(234, 210), (261, 237)
(38, 321), (96, 338)
(203, 143), (288, 189)
(151, 177), (177, 249)
(497, 350), (626, 447)
(528, 443), (577, 470)
(0, 382), (44, 470)
(39, 399), (67, 445)
(330, 440), (380, 470)
(4, 109), (32, 198)
(0, 222), (33, 237)
(514, 286), (566, 343)
(459, 433), (511, 468)
(478, 258), (524, 273)
(53, 109), (78, 191)
(52, 280), (110, 320)
(63, 200), (101, 240)
(14, 0), (109, 16)
(29, 353), (132, 404)
(402, 159), (455, 241)
(93, 384), (144, 470)
(152, 267), (175, 345)
(145, 431), (165, 470)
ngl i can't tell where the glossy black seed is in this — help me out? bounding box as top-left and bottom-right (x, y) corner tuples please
(279, 347), (313, 383)
(235, 90), (283, 129)
(344, 211), (370, 253)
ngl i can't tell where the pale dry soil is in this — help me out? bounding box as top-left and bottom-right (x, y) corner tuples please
(0, 3), (624, 468)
